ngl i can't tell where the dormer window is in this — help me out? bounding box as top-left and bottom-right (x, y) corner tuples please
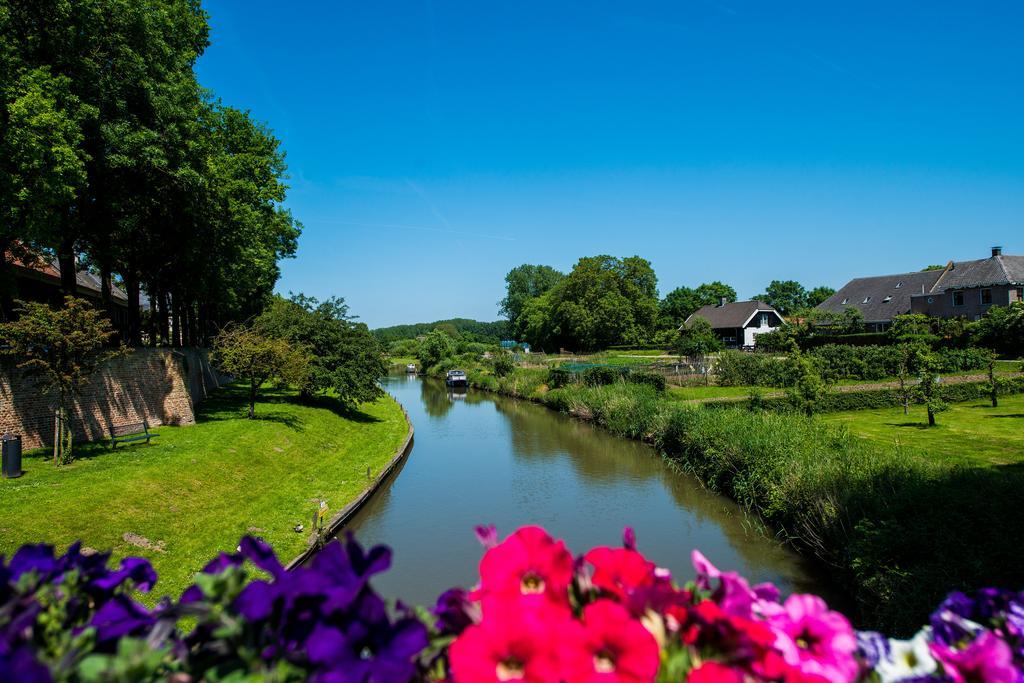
(883, 295), (892, 303)
(895, 282), (903, 288)
(841, 298), (849, 305)
(862, 297), (871, 304)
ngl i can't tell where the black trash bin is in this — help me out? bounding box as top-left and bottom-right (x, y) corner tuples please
(2, 433), (22, 478)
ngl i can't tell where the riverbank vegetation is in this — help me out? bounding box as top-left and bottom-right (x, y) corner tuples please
(0, 383), (409, 599)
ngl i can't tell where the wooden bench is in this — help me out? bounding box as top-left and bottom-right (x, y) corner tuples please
(111, 421), (157, 449)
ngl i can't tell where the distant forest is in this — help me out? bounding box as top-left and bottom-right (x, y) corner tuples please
(372, 318), (511, 344)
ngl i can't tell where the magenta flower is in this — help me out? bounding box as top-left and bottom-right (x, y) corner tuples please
(768, 594), (858, 683)
(931, 631), (1018, 683)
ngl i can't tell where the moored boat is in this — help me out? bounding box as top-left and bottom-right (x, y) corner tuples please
(445, 369), (468, 387)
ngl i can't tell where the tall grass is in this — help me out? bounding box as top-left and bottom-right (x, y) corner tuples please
(541, 383), (1024, 634)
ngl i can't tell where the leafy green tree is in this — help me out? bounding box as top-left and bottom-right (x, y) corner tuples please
(806, 286), (836, 308)
(889, 314), (940, 346)
(212, 324), (309, 419)
(541, 255), (659, 350)
(416, 329), (458, 372)
(658, 282), (737, 329)
(256, 294), (386, 409)
(499, 264), (565, 330)
(971, 302), (1024, 357)
(757, 280), (808, 316)
(914, 351), (947, 427)
(676, 317), (723, 385)
(0, 297), (122, 464)
(785, 343), (828, 416)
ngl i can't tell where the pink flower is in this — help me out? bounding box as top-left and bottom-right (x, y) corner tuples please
(563, 599), (660, 683)
(449, 604), (564, 683)
(584, 546), (656, 602)
(768, 594), (858, 683)
(476, 526), (574, 614)
(930, 631), (1017, 683)
(687, 662), (744, 683)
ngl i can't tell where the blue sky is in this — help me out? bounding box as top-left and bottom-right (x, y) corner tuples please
(195, 1), (1024, 328)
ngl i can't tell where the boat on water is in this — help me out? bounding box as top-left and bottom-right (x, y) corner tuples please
(406, 363), (416, 373)
(445, 369), (468, 387)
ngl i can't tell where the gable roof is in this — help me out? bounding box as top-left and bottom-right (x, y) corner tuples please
(816, 269), (943, 323)
(931, 254), (1024, 291)
(683, 300), (780, 330)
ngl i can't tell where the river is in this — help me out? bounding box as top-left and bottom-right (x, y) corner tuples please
(344, 374), (834, 607)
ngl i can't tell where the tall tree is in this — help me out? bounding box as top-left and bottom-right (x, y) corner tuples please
(544, 255), (659, 350)
(499, 264), (565, 332)
(658, 281), (737, 329)
(257, 294), (387, 409)
(758, 280), (808, 316)
(806, 285), (836, 308)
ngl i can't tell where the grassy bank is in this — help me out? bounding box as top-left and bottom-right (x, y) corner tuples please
(0, 383), (410, 599)
(437, 361), (1024, 633)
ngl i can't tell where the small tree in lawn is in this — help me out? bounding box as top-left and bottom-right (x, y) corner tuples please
(0, 297), (122, 465)
(212, 325), (310, 419)
(894, 343), (923, 415)
(914, 350), (947, 427)
(984, 350), (1002, 408)
(676, 317), (723, 385)
(785, 343), (828, 416)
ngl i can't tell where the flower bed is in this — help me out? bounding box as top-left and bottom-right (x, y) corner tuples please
(1, 527), (1021, 682)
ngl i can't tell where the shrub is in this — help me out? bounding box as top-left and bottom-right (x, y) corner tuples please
(581, 365), (627, 387)
(715, 350), (794, 387)
(547, 366), (573, 389)
(492, 353), (516, 377)
(629, 371), (667, 392)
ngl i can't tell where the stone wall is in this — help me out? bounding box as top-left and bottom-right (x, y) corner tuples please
(0, 348), (228, 450)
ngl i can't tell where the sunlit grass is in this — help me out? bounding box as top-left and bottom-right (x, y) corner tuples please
(0, 383), (408, 599)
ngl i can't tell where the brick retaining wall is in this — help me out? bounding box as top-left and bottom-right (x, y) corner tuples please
(0, 348), (228, 450)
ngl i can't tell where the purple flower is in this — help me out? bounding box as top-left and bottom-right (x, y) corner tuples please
(474, 525), (498, 549)
(89, 595), (157, 645)
(433, 587), (479, 635)
(856, 630), (891, 668)
(0, 646), (52, 683)
(91, 557), (158, 594)
(306, 593), (428, 683)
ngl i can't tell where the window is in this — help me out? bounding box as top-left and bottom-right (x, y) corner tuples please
(1017, 287), (1024, 302)
(883, 295), (892, 303)
(841, 298), (848, 305)
(927, 297), (934, 304)
(862, 296), (871, 304)
(980, 289), (992, 305)
(953, 291), (964, 306)
(895, 282), (903, 288)
(759, 313), (769, 327)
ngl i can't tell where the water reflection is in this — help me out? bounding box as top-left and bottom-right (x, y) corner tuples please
(345, 376), (838, 608)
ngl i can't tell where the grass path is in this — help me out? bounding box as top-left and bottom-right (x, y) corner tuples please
(0, 384), (409, 599)
(821, 394), (1024, 467)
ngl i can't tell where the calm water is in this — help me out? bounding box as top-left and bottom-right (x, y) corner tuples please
(344, 374), (833, 606)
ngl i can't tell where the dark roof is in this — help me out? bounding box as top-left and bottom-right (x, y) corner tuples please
(931, 255), (1024, 291)
(12, 255), (129, 304)
(683, 300), (780, 329)
(816, 269), (943, 323)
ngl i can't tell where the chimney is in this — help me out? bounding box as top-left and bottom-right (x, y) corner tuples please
(992, 246), (1003, 257)
(718, 296), (727, 307)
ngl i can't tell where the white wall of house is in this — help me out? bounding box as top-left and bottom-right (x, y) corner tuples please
(743, 313), (780, 347)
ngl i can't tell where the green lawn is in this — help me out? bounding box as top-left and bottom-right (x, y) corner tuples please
(0, 384), (409, 599)
(821, 394), (1024, 467)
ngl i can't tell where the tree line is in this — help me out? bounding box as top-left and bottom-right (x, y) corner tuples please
(499, 257), (835, 351)
(0, 0), (300, 345)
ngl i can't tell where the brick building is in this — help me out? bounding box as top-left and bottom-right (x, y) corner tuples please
(817, 247), (1024, 330)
